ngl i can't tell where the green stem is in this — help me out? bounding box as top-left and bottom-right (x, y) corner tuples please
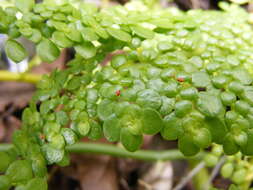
(0, 71), (41, 84)
(0, 143), (204, 161)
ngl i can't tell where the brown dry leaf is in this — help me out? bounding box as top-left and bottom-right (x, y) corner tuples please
(62, 154), (119, 190)
(138, 162), (173, 190)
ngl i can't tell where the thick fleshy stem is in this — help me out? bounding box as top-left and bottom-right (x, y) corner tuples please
(0, 143), (204, 161)
(0, 71), (42, 84)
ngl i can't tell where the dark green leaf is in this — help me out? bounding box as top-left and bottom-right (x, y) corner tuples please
(103, 114), (121, 142)
(120, 127), (143, 152)
(141, 108), (163, 135)
(178, 135), (200, 156)
(88, 120), (103, 140)
(161, 113), (183, 140)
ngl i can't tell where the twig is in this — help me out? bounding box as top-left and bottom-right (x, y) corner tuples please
(173, 161), (206, 190)
(0, 143), (204, 162)
(204, 156), (226, 190)
(0, 70), (41, 84)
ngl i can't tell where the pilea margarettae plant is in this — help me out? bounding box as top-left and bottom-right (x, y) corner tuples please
(2, 0), (253, 189)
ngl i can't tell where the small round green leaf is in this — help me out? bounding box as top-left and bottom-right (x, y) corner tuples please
(178, 135), (200, 156)
(103, 114), (121, 142)
(120, 127), (143, 152)
(74, 42), (96, 59)
(141, 108), (163, 135)
(0, 152), (11, 172)
(25, 178), (48, 190)
(6, 160), (33, 183)
(131, 25), (154, 39)
(197, 92), (223, 117)
(0, 175), (11, 190)
(161, 113), (183, 140)
(107, 27), (131, 42)
(5, 39), (27, 63)
(37, 39), (60, 63)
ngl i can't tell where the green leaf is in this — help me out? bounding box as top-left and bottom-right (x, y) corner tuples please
(223, 134), (239, 155)
(65, 28), (82, 42)
(81, 27), (99, 41)
(180, 87), (198, 100)
(229, 0), (249, 5)
(107, 27), (131, 42)
(136, 89), (162, 109)
(141, 108), (163, 135)
(192, 72), (211, 88)
(103, 114), (121, 142)
(29, 29), (42, 43)
(74, 42), (96, 59)
(61, 128), (77, 145)
(37, 39), (60, 63)
(232, 68), (252, 85)
(56, 111), (69, 126)
(174, 100), (193, 118)
(0, 152), (11, 172)
(178, 135), (200, 156)
(131, 25), (154, 39)
(25, 178), (48, 190)
(0, 175), (11, 190)
(240, 129), (253, 155)
(161, 113), (183, 140)
(232, 169), (247, 184)
(229, 184), (240, 190)
(197, 92), (223, 117)
(77, 121), (90, 136)
(97, 99), (115, 121)
(88, 120), (103, 140)
(12, 130), (28, 156)
(6, 160), (33, 183)
(220, 92), (236, 106)
(30, 154), (47, 178)
(150, 19), (173, 29)
(66, 77), (82, 91)
(192, 128), (211, 148)
(15, 0), (35, 12)
(221, 163), (234, 178)
(43, 145), (64, 164)
(49, 133), (65, 149)
(205, 117), (227, 144)
(159, 96), (175, 116)
(235, 100), (250, 116)
(243, 88), (253, 105)
(52, 31), (73, 48)
(204, 154), (218, 167)
(5, 39), (27, 63)
(120, 127), (143, 152)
